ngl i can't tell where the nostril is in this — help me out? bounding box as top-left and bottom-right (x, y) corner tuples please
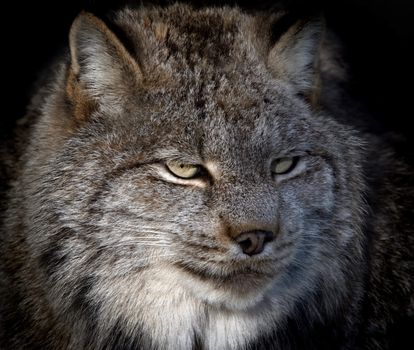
(235, 230), (274, 256)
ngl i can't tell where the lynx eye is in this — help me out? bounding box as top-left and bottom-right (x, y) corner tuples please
(166, 162), (202, 179)
(272, 157), (298, 175)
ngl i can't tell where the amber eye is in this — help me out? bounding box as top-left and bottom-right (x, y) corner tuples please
(166, 161), (202, 179)
(272, 157), (299, 175)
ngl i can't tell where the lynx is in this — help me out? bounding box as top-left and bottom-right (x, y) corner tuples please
(0, 2), (413, 349)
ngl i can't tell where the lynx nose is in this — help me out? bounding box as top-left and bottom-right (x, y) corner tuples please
(235, 230), (274, 256)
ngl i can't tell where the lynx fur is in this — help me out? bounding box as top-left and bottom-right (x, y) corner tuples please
(0, 2), (412, 349)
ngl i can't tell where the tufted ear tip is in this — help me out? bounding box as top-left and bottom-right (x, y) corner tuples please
(267, 14), (325, 100)
(68, 11), (142, 104)
(69, 11), (116, 77)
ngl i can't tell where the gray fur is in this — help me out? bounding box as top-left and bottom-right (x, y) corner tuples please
(0, 3), (413, 350)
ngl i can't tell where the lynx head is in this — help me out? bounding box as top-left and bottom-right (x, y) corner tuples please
(28, 3), (366, 333)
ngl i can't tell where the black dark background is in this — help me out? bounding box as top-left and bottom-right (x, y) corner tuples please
(2, 0), (413, 152)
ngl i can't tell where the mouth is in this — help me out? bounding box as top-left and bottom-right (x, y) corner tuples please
(173, 258), (276, 285)
(171, 259), (279, 309)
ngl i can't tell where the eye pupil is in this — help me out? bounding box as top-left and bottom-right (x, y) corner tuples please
(166, 162), (202, 179)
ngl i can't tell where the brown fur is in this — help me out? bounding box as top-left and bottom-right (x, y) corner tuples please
(0, 3), (412, 350)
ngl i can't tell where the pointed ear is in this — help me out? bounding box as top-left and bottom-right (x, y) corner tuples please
(267, 15), (324, 103)
(67, 12), (142, 118)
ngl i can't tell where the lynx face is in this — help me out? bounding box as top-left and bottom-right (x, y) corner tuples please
(12, 4), (367, 347)
(50, 88), (327, 305)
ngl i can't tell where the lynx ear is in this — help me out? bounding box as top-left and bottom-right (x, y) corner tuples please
(67, 12), (142, 116)
(267, 15), (323, 102)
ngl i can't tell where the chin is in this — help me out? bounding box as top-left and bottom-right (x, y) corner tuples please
(174, 263), (278, 310)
